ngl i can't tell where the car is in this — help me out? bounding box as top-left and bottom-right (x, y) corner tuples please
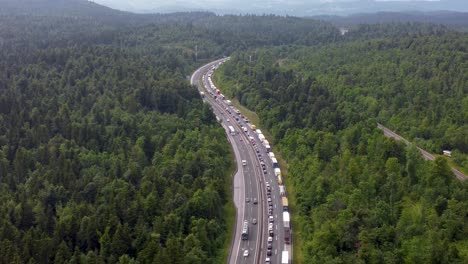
(252, 218), (257, 225)
(245, 198), (250, 203)
(240, 138), (243, 141)
(268, 197), (272, 202)
(267, 243), (272, 250)
(242, 160), (247, 166)
(265, 257), (271, 264)
(253, 198), (258, 204)
(268, 211), (273, 216)
(243, 250), (249, 257)
(267, 249), (272, 256)
(226, 119), (230, 122)
(269, 216), (274, 223)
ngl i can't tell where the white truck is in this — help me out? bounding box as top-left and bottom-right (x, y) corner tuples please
(258, 133), (266, 142)
(283, 212), (291, 244)
(274, 168), (281, 176)
(268, 152), (275, 159)
(281, 251), (289, 264)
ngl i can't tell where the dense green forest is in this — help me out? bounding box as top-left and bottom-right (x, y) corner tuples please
(216, 29), (468, 263)
(0, 1), (348, 263)
(0, 29), (235, 264)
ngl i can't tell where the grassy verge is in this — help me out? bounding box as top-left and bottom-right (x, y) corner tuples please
(216, 128), (237, 263)
(213, 69), (303, 263)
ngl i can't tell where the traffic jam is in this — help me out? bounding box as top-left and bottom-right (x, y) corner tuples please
(202, 60), (291, 264)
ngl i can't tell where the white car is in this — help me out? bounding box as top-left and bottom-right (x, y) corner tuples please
(242, 160), (247, 166)
(243, 250), (249, 257)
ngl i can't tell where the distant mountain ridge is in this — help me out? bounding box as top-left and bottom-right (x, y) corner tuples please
(313, 11), (468, 29)
(132, 0), (468, 16)
(0, 0), (215, 26)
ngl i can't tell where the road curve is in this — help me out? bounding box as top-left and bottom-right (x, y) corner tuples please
(378, 123), (467, 181)
(191, 58), (264, 264)
(192, 59), (289, 264)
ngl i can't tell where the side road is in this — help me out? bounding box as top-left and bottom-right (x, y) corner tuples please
(378, 123), (467, 181)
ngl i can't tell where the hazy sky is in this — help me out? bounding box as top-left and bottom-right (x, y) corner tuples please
(93, 0), (443, 12)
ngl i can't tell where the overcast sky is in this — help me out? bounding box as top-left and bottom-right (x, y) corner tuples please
(88, 0), (466, 16)
(92, 0), (443, 11)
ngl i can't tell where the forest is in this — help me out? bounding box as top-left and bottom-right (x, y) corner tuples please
(216, 27), (468, 263)
(0, 1), (346, 263)
(1, 0), (467, 263)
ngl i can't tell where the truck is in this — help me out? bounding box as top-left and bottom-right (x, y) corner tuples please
(283, 212), (291, 244)
(265, 144), (271, 152)
(262, 140), (270, 147)
(225, 100), (232, 106)
(277, 175), (283, 185)
(268, 152), (275, 159)
(255, 129), (262, 135)
(282, 251), (289, 264)
(258, 134), (266, 142)
(271, 157), (278, 168)
(274, 168), (281, 176)
(200, 92), (205, 98)
(279, 185), (285, 196)
(282, 197), (289, 211)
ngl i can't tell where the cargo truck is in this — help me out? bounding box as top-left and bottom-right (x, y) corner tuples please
(258, 134), (266, 142)
(255, 129), (262, 134)
(274, 168), (281, 176)
(268, 152), (275, 159)
(271, 158), (278, 168)
(283, 212), (291, 244)
(265, 144), (271, 152)
(282, 197), (289, 211)
(277, 175), (283, 185)
(279, 185), (285, 196)
(282, 251), (289, 264)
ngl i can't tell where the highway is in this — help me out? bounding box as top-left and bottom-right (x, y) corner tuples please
(191, 59), (291, 264)
(378, 123), (467, 181)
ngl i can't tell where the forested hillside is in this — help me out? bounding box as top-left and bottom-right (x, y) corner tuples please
(0, 24), (236, 264)
(216, 28), (468, 263)
(0, 1), (347, 263)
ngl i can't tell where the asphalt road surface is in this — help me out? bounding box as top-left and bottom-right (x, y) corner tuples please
(191, 59), (290, 264)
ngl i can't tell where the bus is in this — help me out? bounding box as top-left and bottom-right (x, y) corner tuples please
(282, 197), (289, 211)
(241, 220), (249, 240)
(228, 126), (236, 136)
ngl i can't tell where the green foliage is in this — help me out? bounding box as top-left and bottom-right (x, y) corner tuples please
(218, 27), (468, 263)
(0, 10), (236, 264)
